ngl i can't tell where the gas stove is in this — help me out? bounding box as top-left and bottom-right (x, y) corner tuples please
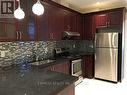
(54, 48), (83, 86)
(54, 48), (81, 59)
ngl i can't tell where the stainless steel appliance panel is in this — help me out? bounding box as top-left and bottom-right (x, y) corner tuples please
(71, 59), (82, 76)
(95, 48), (118, 82)
(95, 33), (118, 48)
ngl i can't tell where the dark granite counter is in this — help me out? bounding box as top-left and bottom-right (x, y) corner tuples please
(0, 66), (78, 95)
(30, 58), (70, 69)
(0, 50), (94, 95)
(30, 52), (94, 69)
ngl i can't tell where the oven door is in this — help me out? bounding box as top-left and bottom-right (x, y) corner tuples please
(71, 59), (82, 76)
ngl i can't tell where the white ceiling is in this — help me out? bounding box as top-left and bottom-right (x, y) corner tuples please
(68, 0), (124, 8)
(52, 0), (127, 13)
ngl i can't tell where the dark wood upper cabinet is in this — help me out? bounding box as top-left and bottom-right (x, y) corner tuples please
(37, 2), (79, 41)
(0, 0), (37, 41)
(70, 12), (77, 32)
(83, 7), (125, 40)
(108, 10), (123, 28)
(95, 13), (108, 28)
(64, 11), (77, 33)
(15, 0), (37, 41)
(95, 8), (125, 29)
(0, 0), (83, 41)
(76, 14), (83, 39)
(63, 10), (72, 32)
(48, 4), (65, 41)
(83, 14), (96, 40)
(37, 3), (64, 40)
(0, 18), (17, 41)
(37, 2), (50, 41)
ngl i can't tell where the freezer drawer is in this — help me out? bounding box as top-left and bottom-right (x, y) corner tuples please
(95, 33), (118, 48)
(95, 48), (118, 82)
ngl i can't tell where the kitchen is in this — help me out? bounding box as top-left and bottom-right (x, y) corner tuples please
(0, 0), (127, 95)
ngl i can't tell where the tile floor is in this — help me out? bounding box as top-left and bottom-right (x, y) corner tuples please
(75, 78), (127, 95)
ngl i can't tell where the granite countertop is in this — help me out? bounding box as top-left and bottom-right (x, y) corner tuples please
(30, 58), (70, 69)
(0, 66), (78, 95)
(30, 52), (94, 68)
(0, 51), (92, 95)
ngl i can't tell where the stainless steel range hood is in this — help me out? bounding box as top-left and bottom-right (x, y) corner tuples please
(62, 31), (80, 39)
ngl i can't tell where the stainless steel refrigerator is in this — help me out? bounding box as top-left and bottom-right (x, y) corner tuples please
(95, 32), (121, 82)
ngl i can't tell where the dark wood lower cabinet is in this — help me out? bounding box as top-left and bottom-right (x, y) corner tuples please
(45, 62), (75, 95)
(46, 61), (70, 75)
(56, 84), (75, 95)
(82, 55), (94, 79)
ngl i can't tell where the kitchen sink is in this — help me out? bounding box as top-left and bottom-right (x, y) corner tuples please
(30, 59), (56, 66)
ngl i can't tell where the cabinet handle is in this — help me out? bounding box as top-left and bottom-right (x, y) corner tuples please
(51, 67), (53, 71)
(50, 33), (53, 40)
(52, 33), (53, 40)
(50, 33), (52, 39)
(19, 31), (22, 40)
(106, 22), (108, 27)
(108, 22), (110, 27)
(16, 31), (19, 39)
(67, 25), (71, 31)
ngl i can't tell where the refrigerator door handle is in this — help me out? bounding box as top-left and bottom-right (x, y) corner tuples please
(95, 34), (97, 48)
(114, 49), (118, 81)
(112, 33), (115, 47)
(112, 33), (118, 48)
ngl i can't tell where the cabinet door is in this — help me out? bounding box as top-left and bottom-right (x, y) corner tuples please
(82, 55), (94, 79)
(70, 12), (77, 32)
(109, 10), (123, 28)
(63, 10), (72, 31)
(18, 0), (36, 41)
(84, 14), (96, 40)
(0, 18), (16, 41)
(47, 62), (70, 75)
(55, 9), (64, 40)
(76, 14), (83, 40)
(49, 5), (64, 41)
(0, 0), (36, 41)
(53, 62), (70, 74)
(17, 18), (36, 41)
(95, 13), (108, 28)
(57, 84), (75, 95)
(37, 2), (50, 41)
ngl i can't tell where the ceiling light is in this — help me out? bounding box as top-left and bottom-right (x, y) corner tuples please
(14, 0), (25, 20)
(32, 0), (44, 16)
(96, 2), (100, 5)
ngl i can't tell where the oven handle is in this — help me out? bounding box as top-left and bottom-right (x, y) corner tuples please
(72, 59), (82, 63)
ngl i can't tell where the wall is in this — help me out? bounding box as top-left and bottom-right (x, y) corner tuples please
(0, 41), (55, 66)
(0, 40), (93, 66)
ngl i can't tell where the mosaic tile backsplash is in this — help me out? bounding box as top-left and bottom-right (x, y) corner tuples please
(0, 40), (94, 66)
